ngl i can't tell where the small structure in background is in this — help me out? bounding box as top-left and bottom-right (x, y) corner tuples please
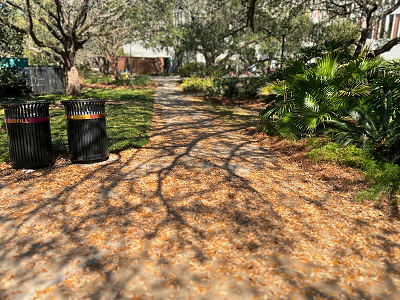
(117, 57), (170, 75)
(0, 57), (65, 96)
(121, 42), (177, 74)
(24, 66), (65, 95)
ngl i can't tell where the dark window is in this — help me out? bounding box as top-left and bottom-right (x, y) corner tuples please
(380, 17), (386, 39)
(388, 15), (394, 39)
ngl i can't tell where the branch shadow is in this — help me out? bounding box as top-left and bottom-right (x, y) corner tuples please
(0, 78), (399, 299)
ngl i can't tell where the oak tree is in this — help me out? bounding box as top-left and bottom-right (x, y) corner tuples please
(0, 0), (136, 96)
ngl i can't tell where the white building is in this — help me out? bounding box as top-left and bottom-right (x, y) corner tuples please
(123, 42), (172, 58)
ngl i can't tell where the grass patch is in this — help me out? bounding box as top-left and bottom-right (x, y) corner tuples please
(0, 87), (154, 163)
(307, 142), (400, 202)
(82, 73), (151, 87)
(116, 75), (151, 87)
(84, 75), (113, 85)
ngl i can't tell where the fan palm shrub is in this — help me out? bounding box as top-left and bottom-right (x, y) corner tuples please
(326, 69), (400, 162)
(260, 53), (400, 162)
(260, 54), (376, 136)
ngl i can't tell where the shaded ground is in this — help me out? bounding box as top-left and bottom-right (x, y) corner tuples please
(0, 77), (399, 299)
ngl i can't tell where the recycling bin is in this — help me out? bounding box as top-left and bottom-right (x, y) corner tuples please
(0, 101), (53, 169)
(61, 99), (108, 163)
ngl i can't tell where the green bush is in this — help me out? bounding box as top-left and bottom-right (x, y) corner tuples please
(179, 62), (206, 77)
(259, 54), (383, 139)
(307, 143), (370, 168)
(0, 67), (31, 97)
(116, 79), (127, 86)
(132, 75), (151, 86)
(206, 77), (238, 98)
(78, 65), (92, 78)
(99, 75), (111, 84)
(206, 76), (269, 100)
(181, 76), (213, 92)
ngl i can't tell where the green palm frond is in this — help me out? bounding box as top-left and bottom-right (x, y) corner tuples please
(258, 51), (400, 157)
(260, 80), (286, 96)
(260, 100), (294, 121)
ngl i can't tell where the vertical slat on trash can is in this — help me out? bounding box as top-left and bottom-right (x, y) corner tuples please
(0, 101), (53, 169)
(61, 99), (108, 163)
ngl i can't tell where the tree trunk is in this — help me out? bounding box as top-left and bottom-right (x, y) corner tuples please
(64, 53), (81, 97)
(113, 68), (119, 81)
(353, 6), (376, 57)
(109, 55), (119, 81)
(102, 57), (110, 75)
(204, 54), (213, 68)
(354, 28), (370, 57)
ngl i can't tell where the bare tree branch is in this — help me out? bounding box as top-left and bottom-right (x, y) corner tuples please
(370, 37), (400, 57)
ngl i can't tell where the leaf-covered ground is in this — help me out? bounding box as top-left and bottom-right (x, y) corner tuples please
(0, 78), (399, 299)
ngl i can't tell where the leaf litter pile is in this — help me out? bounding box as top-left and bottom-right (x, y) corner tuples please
(0, 78), (400, 299)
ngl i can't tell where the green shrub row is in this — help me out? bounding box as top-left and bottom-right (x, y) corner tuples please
(181, 76), (213, 92)
(83, 74), (151, 87)
(206, 76), (270, 100)
(178, 62), (235, 78)
(180, 75), (273, 100)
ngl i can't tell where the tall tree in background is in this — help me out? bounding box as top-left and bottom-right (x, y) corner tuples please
(0, 5), (30, 96)
(240, 0), (313, 69)
(0, 5), (24, 57)
(78, 3), (160, 80)
(318, 0), (400, 57)
(142, 0), (315, 72)
(179, 0), (247, 68)
(155, 0), (260, 72)
(81, 19), (134, 80)
(246, 0), (400, 58)
(0, 0), (136, 96)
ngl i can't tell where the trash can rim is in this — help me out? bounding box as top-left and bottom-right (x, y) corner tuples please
(60, 99), (107, 104)
(0, 101), (52, 107)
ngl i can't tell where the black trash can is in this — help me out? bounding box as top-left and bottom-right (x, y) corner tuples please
(0, 101), (53, 169)
(61, 99), (108, 163)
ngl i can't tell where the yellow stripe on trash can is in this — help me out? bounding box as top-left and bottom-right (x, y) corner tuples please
(66, 113), (106, 120)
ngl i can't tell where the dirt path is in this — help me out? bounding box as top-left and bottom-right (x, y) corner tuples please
(0, 77), (399, 299)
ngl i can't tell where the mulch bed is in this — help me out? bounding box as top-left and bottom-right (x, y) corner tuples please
(203, 95), (266, 112)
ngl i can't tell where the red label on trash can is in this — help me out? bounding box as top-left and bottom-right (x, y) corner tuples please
(66, 113), (106, 120)
(5, 116), (50, 124)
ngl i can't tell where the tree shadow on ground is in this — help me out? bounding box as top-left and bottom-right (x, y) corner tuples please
(0, 78), (399, 299)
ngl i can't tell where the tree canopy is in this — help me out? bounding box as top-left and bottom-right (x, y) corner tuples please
(0, 5), (24, 57)
(0, 0), (141, 96)
(247, 0), (400, 58)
